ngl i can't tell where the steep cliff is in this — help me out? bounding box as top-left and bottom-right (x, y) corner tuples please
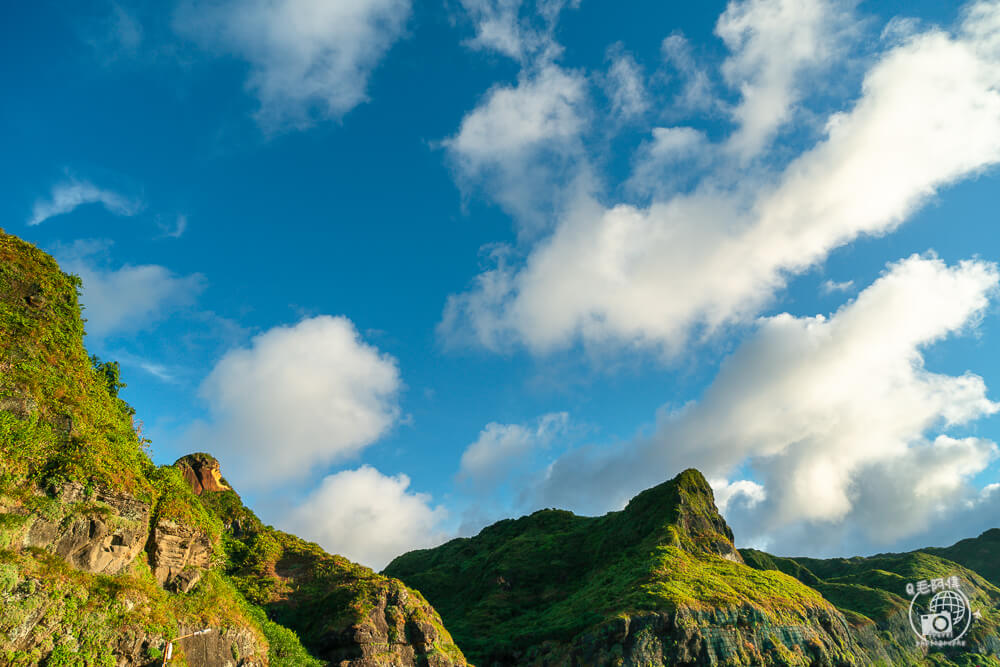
(384, 469), (876, 666)
(0, 230), (467, 667)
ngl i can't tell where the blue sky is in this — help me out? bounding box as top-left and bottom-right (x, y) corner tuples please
(3, 0), (1000, 569)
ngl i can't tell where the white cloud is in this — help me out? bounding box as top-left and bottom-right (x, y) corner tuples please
(29, 180), (142, 226)
(709, 478), (766, 514)
(442, 8), (1000, 354)
(534, 255), (999, 553)
(660, 33), (716, 113)
(445, 64), (590, 233)
(284, 465), (448, 569)
(156, 214), (187, 239)
(717, 0), (855, 159)
(458, 0), (578, 62)
(602, 47), (648, 121)
(821, 278), (854, 294)
(186, 316), (402, 488)
(627, 126), (710, 197)
(457, 412), (568, 486)
(175, 0), (410, 129)
(54, 240), (204, 339)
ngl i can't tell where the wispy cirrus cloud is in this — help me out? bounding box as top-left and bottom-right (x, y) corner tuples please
(29, 180), (142, 226)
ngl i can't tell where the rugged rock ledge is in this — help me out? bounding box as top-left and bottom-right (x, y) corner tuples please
(19, 481), (150, 576)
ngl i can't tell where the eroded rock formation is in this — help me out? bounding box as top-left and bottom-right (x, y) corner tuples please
(148, 518), (214, 590)
(19, 482), (150, 575)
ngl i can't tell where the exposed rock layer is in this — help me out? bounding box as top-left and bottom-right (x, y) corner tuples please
(20, 482), (150, 576)
(148, 517), (214, 588)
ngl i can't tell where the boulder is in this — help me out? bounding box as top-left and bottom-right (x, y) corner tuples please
(175, 453), (230, 496)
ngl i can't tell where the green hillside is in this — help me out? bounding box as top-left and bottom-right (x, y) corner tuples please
(385, 470), (871, 666)
(922, 529), (1000, 588)
(0, 229), (467, 667)
(741, 548), (1000, 666)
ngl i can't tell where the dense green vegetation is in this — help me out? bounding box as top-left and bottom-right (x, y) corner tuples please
(190, 464), (465, 664)
(0, 231), (154, 499)
(0, 230), (310, 665)
(384, 469), (838, 663)
(922, 529), (1000, 588)
(742, 545), (1000, 666)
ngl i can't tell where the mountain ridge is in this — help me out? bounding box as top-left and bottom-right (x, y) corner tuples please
(385, 469), (878, 666)
(386, 471), (1000, 666)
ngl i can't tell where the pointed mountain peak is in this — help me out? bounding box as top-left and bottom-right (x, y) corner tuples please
(622, 468), (742, 562)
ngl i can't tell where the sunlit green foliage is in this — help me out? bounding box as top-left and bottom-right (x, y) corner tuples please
(385, 470), (833, 663)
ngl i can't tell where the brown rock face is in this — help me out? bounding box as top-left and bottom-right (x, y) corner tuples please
(21, 482), (150, 575)
(176, 454), (230, 495)
(148, 518), (213, 587)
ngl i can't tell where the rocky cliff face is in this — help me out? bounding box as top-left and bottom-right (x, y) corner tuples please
(148, 518), (214, 592)
(17, 481), (150, 576)
(527, 605), (868, 666)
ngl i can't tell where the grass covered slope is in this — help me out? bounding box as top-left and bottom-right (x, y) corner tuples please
(0, 229), (155, 500)
(384, 469), (864, 666)
(922, 529), (1000, 588)
(741, 547), (1000, 666)
(180, 454), (468, 666)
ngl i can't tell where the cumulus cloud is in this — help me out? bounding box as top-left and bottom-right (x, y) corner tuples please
(284, 465), (447, 569)
(709, 478), (767, 514)
(717, 0), (856, 159)
(54, 240), (204, 339)
(457, 412), (568, 486)
(444, 64), (590, 233)
(533, 255), (999, 554)
(29, 180), (142, 226)
(186, 316), (401, 489)
(175, 0), (410, 128)
(442, 5), (1000, 354)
